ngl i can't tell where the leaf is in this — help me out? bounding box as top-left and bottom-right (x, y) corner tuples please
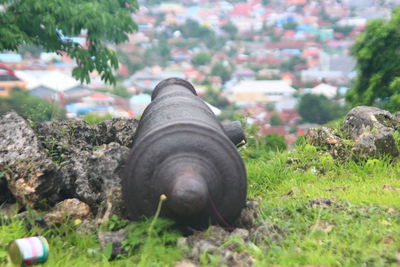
(103, 242), (113, 260)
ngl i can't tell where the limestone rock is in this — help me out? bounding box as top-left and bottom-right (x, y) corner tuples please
(306, 127), (341, 147)
(0, 112), (59, 206)
(95, 118), (139, 148)
(33, 119), (98, 156)
(343, 106), (399, 158)
(58, 142), (130, 212)
(44, 198), (92, 224)
(234, 199), (259, 229)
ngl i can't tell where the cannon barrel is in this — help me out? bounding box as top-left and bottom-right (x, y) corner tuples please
(122, 78), (247, 228)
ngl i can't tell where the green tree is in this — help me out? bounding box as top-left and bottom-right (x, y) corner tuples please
(347, 8), (400, 112)
(283, 21), (298, 31)
(202, 88), (229, 108)
(333, 25), (354, 36)
(298, 94), (345, 124)
(269, 113), (283, 126)
(221, 22), (238, 39)
(262, 0), (271, 6)
(211, 63), (232, 84)
(0, 0), (138, 84)
(191, 52), (212, 66)
(281, 56), (306, 72)
(112, 85), (131, 99)
(0, 89), (66, 122)
(264, 134), (287, 151)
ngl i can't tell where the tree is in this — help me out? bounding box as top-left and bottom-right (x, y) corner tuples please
(0, 89), (66, 122)
(0, 0), (138, 84)
(282, 21), (298, 31)
(281, 56), (306, 72)
(298, 94), (345, 124)
(262, 0), (271, 6)
(346, 8), (400, 112)
(333, 25), (354, 36)
(211, 63), (232, 84)
(191, 52), (212, 66)
(202, 88), (229, 108)
(221, 22), (238, 39)
(269, 113), (283, 126)
(112, 85), (131, 99)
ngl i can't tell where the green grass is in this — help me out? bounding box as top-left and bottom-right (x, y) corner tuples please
(1, 143), (400, 266)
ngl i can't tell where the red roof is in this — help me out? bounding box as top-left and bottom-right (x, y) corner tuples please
(265, 41), (307, 50)
(259, 126), (287, 136)
(287, 0), (307, 5)
(90, 93), (110, 100)
(231, 3), (252, 16)
(279, 110), (300, 125)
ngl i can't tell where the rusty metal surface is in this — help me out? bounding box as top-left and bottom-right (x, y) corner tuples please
(122, 78), (247, 228)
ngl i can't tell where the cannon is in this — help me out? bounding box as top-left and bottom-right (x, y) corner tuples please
(121, 78), (247, 228)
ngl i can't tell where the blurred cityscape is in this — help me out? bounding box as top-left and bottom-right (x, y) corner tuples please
(1, 0), (399, 146)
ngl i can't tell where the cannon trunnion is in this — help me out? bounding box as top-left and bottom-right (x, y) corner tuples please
(122, 78), (247, 228)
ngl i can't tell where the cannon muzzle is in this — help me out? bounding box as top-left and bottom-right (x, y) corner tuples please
(122, 78), (247, 228)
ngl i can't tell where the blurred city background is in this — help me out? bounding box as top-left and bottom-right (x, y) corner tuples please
(1, 0), (399, 148)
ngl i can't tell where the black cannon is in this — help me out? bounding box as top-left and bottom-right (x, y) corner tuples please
(122, 78), (247, 228)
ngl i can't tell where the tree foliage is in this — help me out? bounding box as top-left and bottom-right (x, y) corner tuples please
(298, 94), (345, 124)
(281, 56), (306, 72)
(221, 22), (238, 39)
(269, 113), (283, 126)
(211, 63), (232, 84)
(0, 89), (66, 122)
(202, 88), (229, 108)
(347, 8), (400, 112)
(0, 0), (138, 84)
(191, 52), (212, 66)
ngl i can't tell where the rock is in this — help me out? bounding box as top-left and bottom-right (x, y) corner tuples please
(308, 197), (335, 209)
(250, 222), (285, 244)
(0, 112), (59, 206)
(351, 129), (398, 158)
(191, 240), (219, 259)
(343, 106), (398, 138)
(44, 198), (92, 224)
(175, 260), (197, 267)
(234, 199), (259, 229)
(176, 237), (189, 249)
(221, 251), (255, 267)
(184, 225), (255, 266)
(98, 229), (127, 258)
(58, 142), (130, 212)
(95, 118), (139, 148)
(343, 106), (399, 158)
(33, 119), (98, 159)
(230, 228), (249, 241)
(306, 127), (341, 147)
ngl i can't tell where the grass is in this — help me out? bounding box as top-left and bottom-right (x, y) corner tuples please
(1, 141), (400, 266)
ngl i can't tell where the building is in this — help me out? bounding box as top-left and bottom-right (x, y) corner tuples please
(0, 64), (26, 97)
(311, 83), (338, 99)
(226, 80), (297, 108)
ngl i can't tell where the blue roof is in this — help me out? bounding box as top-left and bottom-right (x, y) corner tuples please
(0, 53), (22, 63)
(66, 104), (108, 115)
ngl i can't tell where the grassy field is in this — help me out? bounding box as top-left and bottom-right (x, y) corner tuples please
(1, 141), (400, 266)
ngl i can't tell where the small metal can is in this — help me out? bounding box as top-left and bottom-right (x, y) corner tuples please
(7, 236), (49, 266)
